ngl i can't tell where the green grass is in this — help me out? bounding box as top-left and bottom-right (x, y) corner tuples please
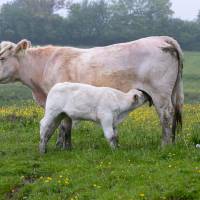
(0, 105), (200, 200)
(183, 51), (200, 103)
(0, 83), (32, 106)
(0, 51), (199, 199)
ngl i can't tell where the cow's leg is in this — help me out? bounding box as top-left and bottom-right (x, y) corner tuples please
(56, 122), (65, 148)
(39, 115), (61, 154)
(101, 117), (118, 149)
(154, 98), (175, 146)
(62, 118), (72, 150)
(56, 118), (72, 150)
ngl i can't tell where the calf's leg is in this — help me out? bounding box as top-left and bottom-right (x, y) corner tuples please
(101, 118), (118, 149)
(40, 115), (62, 154)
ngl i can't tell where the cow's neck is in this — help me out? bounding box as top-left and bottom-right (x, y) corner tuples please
(17, 47), (54, 92)
(16, 47), (55, 107)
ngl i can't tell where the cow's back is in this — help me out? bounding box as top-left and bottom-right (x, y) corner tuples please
(44, 36), (180, 100)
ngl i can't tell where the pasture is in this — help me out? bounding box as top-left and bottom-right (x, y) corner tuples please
(0, 51), (200, 200)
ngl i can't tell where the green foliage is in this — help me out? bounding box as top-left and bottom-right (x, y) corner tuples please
(0, 0), (66, 44)
(67, 0), (110, 45)
(0, 0), (200, 49)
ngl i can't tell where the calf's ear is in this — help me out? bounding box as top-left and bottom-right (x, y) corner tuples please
(14, 39), (31, 54)
(133, 94), (139, 103)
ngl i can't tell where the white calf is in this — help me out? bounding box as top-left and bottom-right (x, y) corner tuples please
(39, 82), (150, 153)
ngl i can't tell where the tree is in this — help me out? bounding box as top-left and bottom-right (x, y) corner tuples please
(108, 0), (173, 42)
(0, 0), (66, 44)
(8, 0), (65, 15)
(66, 0), (110, 45)
(0, 0), (199, 50)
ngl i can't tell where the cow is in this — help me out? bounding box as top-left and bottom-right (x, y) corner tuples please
(0, 36), (184, 148)
(40, 82), (149, 153)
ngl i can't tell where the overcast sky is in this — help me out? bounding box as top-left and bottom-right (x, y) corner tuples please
(171, 0), (200, 20)
(0, 0), (200, 21)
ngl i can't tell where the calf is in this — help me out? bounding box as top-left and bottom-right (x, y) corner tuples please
(39, 82), (150, 153)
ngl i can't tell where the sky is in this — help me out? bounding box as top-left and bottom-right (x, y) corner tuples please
(0, 0), (200, 21)
(171, 0), (200, 20)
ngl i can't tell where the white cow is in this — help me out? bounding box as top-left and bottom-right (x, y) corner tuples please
(0, 36), (184, 148)
(39, 82), (150, 153)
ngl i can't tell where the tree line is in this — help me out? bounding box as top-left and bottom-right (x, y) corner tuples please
(0, 0), (200, 50)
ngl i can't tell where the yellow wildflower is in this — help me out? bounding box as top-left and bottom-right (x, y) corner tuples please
(139, 193), (145, 197)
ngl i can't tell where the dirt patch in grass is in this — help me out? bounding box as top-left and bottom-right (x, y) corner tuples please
(6, 176), (37, 200)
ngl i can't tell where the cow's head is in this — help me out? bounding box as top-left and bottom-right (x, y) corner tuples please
(0, 39), (31, 83)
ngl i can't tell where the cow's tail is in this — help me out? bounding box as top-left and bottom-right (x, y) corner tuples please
(163, 37), (184, 142)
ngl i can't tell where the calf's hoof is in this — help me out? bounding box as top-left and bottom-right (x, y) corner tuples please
(39, 143), (47, 154)
(109, 137), (119, 150)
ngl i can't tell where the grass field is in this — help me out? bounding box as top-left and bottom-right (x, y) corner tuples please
(184, 52), (200, 103)
(0, 51), (200, 200)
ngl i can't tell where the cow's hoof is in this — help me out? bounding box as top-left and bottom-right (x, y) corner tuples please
(63, 143), (72, 151)
(56, 140), (63, 149)
(161, 141), (172, 148)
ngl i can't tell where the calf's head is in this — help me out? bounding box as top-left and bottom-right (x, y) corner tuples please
(132, 90), (146, 107)
(129, 89), (152, 108)
(0, 39), (31, 83)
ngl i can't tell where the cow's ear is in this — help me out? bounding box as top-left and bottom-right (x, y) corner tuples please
(133, 94), (139, 103)
(14, 39), (31, 54)
(0, 43), (15, 57)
